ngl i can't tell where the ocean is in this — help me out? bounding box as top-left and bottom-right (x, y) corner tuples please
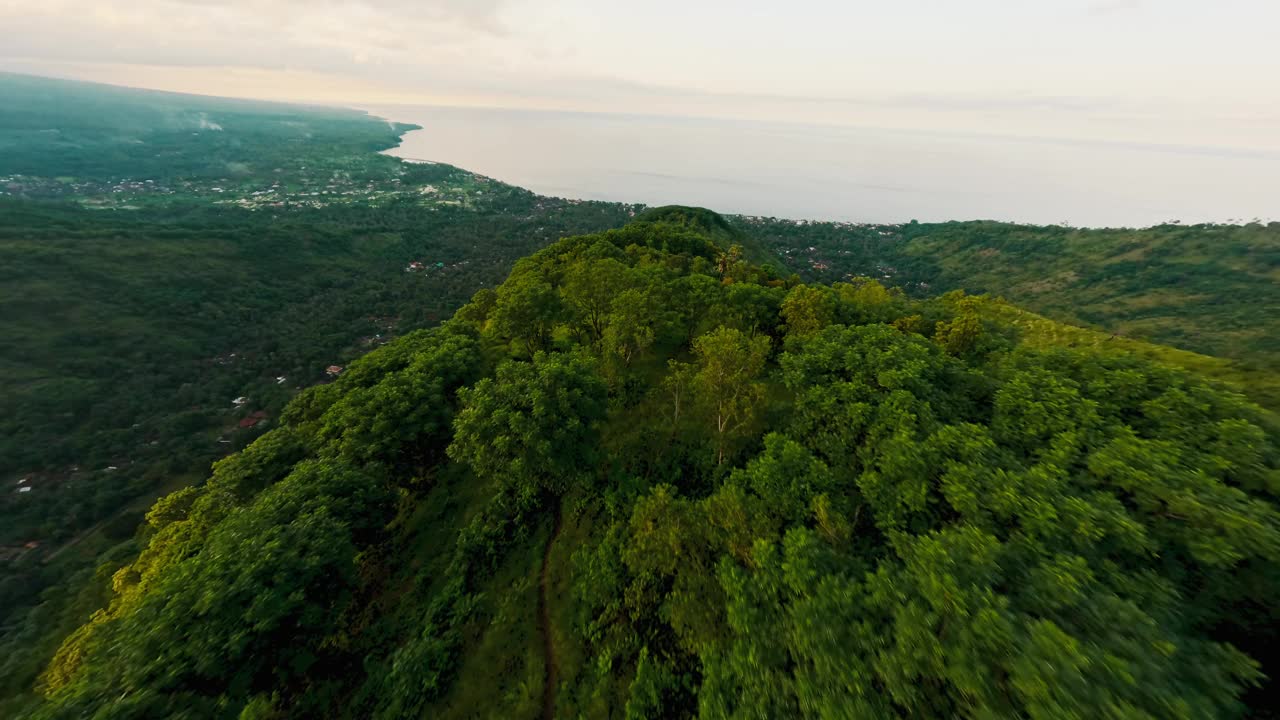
(370, 104), (1279, 228)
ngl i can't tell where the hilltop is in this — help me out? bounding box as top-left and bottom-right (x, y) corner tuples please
(18, 213), (1280, 719)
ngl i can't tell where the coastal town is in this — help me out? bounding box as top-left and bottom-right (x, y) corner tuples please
(0, 162), (501, 212)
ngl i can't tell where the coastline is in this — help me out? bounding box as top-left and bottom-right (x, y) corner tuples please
(368, 106), (1278, 231)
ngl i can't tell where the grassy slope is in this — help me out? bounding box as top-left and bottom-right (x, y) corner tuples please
(904, 221), (1280, 365)
(977, 297), (1280, 416)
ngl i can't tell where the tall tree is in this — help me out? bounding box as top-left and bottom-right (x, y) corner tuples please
(604, 288), (660, 366)
(691, 327), (771, 465)
(490, 270), (562, 356)
(448, 351), (608, 497)
(562, 258), (630, 342)
(780, 285), (836, 339)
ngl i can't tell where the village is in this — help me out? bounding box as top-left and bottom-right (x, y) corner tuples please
(0, 162), (500, 213)
(1, 347), (360, 569)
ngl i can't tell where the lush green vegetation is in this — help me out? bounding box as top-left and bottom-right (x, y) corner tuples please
(5, 73), (1280, 719)
(740, 217), (1280, 409)
(0, 72), (418, 184)
(0, 196), (630, 538)
(0, 74), (638, 712)
(14, 208), (1280, 719)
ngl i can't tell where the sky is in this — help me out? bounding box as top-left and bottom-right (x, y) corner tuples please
(2, 0), (1279, 153)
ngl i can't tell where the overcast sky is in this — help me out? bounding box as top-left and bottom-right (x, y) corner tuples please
(2, 0), (1278, 151)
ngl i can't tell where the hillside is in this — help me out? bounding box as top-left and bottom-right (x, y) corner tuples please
(0, 74), (639, 711)
(0, 72), (420, 183)
(3, 73), (1280, 720)
(741, 217), (1280, 408)
(0, 74), (638, 541)
(16, 212), (1280, 719)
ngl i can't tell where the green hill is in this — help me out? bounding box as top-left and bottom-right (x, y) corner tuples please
(0, 73), (635, 544)
(16, 214), (1280, 719)
(633, 205), (766, 261)
(4, 73), (1280, 720)
(0, 75), (639, 712)
(741, 217), (1280, 409)
(0, 71), (419, 181)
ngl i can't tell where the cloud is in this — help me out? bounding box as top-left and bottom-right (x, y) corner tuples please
(1, 0), (1277, 158)
(1085, 0), (1142, 16)
(164, 0), (512, 33)
(0, 0), (516, 75)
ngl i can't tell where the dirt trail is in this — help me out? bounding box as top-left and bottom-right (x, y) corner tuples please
(41, 516), (112, 564)
(538, 505), (564, 720)
(43, 479), (179, 564)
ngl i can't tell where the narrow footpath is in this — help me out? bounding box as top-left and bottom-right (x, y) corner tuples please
(538, 505), (564, 720)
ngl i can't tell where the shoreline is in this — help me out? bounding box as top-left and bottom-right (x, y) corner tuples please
(371, 109), (1277, 232)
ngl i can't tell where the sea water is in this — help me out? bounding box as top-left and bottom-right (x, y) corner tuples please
(371, 104), (1279, 228)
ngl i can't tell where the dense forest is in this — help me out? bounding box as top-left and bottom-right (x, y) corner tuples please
(0, 74), (637, 711)
(4, 73), (1280, 718)
(742, 217), (1280, 409)
(0, 72), (420, 183)
(11, 208), (1280, 718)
(0, 193), (630, 540)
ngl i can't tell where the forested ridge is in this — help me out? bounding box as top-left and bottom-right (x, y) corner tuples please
(742, 217), (1280, 409)
(14, 208), (1280, 719)
(5, 73), (1280, 719)
(0, 74), (638, 713)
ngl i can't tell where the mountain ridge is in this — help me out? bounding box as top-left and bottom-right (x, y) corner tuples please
(18, 212), (1280, 719)
(2, 73), (1279, 719)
